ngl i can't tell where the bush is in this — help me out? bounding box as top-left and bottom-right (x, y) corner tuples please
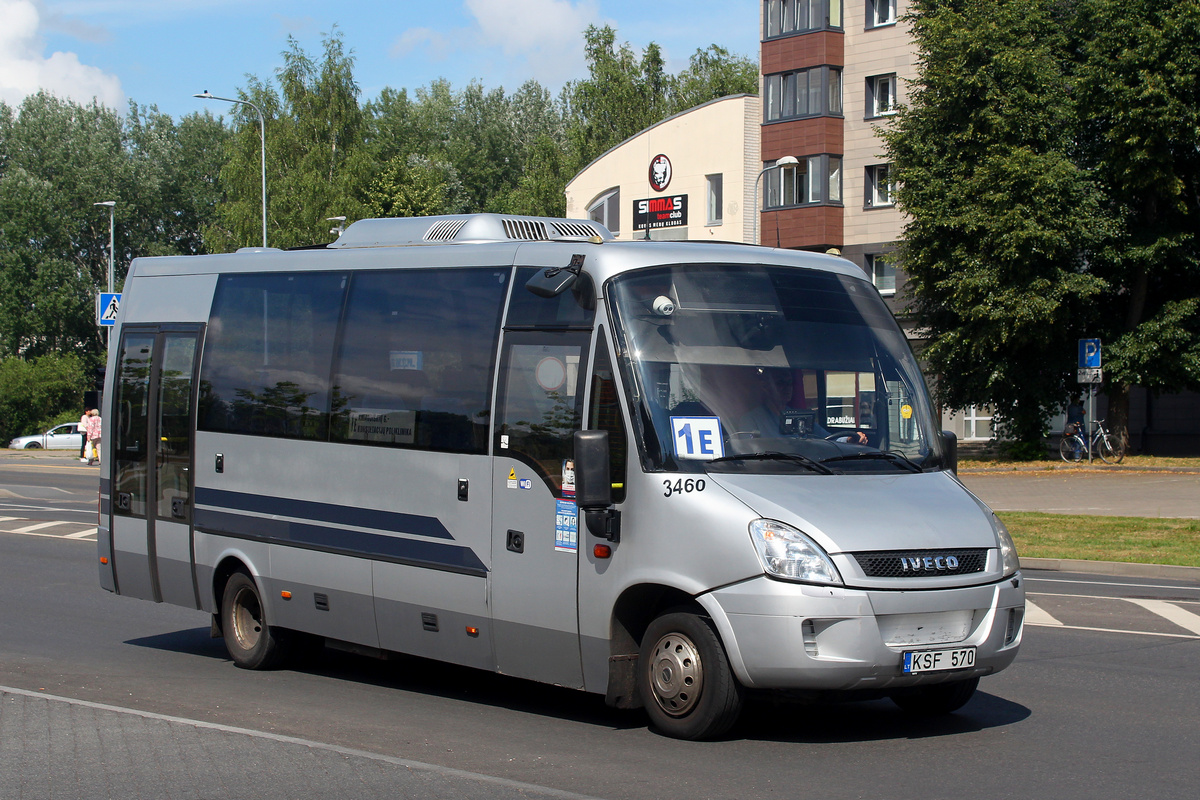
(0, 354), (89, 445)
(998, 439), (1050, 461)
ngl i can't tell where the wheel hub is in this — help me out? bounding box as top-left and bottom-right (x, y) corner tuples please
(647, 633), (703, 717)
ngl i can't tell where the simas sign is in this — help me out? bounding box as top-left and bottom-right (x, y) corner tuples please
(634, 195), (688, 230)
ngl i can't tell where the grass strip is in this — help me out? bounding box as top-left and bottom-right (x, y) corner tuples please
(998, 511), (1200, 567)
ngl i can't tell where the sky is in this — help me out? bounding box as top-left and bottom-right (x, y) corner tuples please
(1, 0), (761, 119)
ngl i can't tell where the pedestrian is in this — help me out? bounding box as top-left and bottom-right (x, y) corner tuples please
(78, 408), (91, 462)
(85, 408), (103, 466)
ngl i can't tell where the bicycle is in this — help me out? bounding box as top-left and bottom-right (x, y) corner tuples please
(1058, 419), (1125, 464)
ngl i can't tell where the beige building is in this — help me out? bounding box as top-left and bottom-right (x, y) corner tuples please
(565, 95), (761, 243)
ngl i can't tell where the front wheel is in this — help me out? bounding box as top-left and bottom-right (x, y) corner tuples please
(637, 612), (743, 740)
(23, 442), (42, 449)
(220, 570), (289, 670)
(1058, 436), (1083, 463)
(890, 677), (979, 715)
(1097, 436), (1124, 464)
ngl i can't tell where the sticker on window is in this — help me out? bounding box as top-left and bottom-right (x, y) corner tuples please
(670, 416), (725, 460)
(390, 351), (423, 370)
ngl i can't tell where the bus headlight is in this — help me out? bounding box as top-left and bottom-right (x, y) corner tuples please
(748, 519), (843, 585)
(993, 514), (1020, 577)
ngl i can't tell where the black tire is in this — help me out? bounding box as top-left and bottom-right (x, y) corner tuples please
(1058, 436), (1083, 463)
(220, 570), (289, 670)
(1097, 436), (1124, 465)
(637, 612), (743, 740)
(890, 677), (979, 715)
(24, 442), (41, 449)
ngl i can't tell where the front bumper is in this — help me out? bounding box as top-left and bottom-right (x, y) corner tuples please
(699, 573), (1025, 691)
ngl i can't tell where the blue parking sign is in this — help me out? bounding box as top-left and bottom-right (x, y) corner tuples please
(98, 292), (121, 326)
(1078, 338), (1101, 369)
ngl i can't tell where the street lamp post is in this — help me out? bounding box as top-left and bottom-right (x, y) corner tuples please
(752, 155), (799, 245)
(93, 201), (115, 292)
(194, 91), (268, 248)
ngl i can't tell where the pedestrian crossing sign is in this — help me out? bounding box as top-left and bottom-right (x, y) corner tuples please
(97, 292), (121, 326)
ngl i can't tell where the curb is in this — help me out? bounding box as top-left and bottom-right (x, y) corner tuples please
(1022, 556), (1200, 583)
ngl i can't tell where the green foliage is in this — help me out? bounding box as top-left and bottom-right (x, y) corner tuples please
(1072, 0), (1200, 406)
(365, 154), (463, 218)
(885, 0), (1110, 445)
(0, 93), (227, 361)
(884, 0), (1200, 446)
(0, 353), (88, 444)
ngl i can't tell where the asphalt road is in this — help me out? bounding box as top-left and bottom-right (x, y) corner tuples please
(3, 453), (1199, 799)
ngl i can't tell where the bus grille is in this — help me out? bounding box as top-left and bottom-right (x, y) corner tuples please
(851, 549), (988, 578)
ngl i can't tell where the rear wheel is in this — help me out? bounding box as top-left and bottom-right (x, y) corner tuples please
(1097, 436), (1124, 464)
(637, 611), (743, 740)
(220, 570), (289, 670)
(890, 677), (979, 715)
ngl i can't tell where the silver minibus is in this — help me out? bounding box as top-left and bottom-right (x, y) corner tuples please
(98, 213), (1024, 739)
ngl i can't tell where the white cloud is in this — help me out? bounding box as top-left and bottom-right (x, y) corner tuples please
(464, 0), (600, 82)
(390, 26), (452, 62)
(0, 0), (123, 108)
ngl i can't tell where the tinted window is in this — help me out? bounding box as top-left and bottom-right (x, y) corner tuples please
(329, 268), (508, 454)
(199, 272), (347, 439)
(114, 331), (155, 516)
(507, 267), (596, 328)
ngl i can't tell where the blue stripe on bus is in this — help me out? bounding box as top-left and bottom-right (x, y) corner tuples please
(193, 507), (487, 577)
(195, 487), (454, 540)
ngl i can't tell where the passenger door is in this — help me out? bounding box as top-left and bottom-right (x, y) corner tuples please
(110, 325), (202, 606)
(490, 330), (591, 687)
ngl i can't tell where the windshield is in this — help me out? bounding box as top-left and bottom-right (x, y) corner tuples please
(608, 264), (945, 475)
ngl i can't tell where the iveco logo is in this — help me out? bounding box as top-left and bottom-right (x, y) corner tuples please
(900, 555), (960, 572)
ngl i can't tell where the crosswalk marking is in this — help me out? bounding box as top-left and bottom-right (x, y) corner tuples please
(1126, 598), (1200, 636)
(1024, 599), (1063, 627)
(11, 521), (69, 533)
(64, 528), (98, 539)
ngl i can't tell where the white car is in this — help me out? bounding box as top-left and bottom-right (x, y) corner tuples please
(8, 423), (84, 450)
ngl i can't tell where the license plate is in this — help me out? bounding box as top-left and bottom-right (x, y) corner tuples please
(902, 646), (976, 674)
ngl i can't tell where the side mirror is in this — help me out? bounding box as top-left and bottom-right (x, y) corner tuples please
(941, 430), (958, 475)
(574, 430), (620, 542)
(574, 430), (612, 509)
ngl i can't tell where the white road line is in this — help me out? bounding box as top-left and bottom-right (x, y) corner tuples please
(1125, 598), (1200, 636)
(0, 685), (604, 800)
(11, 521), (69, 533)
(0, 516), (19, 522)
(1023, 599), (1063, 626)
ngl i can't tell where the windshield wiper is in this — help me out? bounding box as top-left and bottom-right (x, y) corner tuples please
(707, 451), (835, 475)
(819, 451), (924, 473)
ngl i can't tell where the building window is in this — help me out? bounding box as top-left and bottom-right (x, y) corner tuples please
(865, 253), (895, 295)
(865, 164), (894, 207)
(706, 174), (723, 225)
(764, 0), (844, 38)
(588, 188), (620, 235)
(866, 0), (897, 28)
(765, 67), (843, 122)
(867, 74), (898, 118)
(764, 155), (843, 208)
(961, 405), (994, 441)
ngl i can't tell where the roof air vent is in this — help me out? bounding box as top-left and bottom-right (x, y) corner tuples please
(502, 218), (549, 241)
(551, 221), (600, 238)
(425, 219), (468, 241)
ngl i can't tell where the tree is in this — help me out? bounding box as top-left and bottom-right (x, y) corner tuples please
(210, 29), (371, 250)
(1071, 0), (1200, 449)
(365, 153), (463, 218)
(0, 353), (89, 444)
(883, 0), (1111, 450)
(672, 45), (760, 110)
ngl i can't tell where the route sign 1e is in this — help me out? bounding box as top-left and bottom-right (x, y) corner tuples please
(1078, 338), (1101, 369)
(97, 292), (121, 326)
